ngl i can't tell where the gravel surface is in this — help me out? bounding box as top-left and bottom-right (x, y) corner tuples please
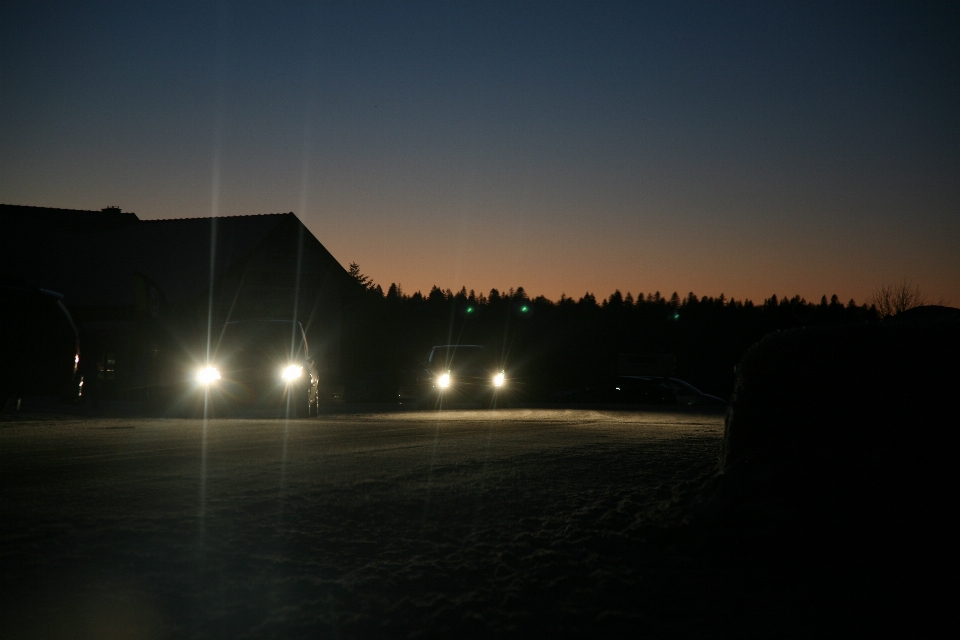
(2, 409), (739, 638)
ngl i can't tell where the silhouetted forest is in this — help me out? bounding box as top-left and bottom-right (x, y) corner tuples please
(340, 264), (879, 401)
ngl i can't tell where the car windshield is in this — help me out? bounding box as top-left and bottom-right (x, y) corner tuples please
(429, 346), (492, 371)
(215, 321), (306, 360)
(666, 379), (700, 394)
(638, 377), (701, 395)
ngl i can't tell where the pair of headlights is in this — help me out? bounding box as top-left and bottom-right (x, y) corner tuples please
(437, 372), (505, 389)
(195, 365), (303, 385)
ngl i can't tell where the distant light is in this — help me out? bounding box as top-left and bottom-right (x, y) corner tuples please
(466, 306), (474, 313)
(673, 313), (680, 320)
(521, 305), (529, 313)
(197, 367), (221, 385)
(282, 365), (303, 381)
(493, 372), (505, 387)
(438, 373), (451, 388)
(74, 354), (80, 364)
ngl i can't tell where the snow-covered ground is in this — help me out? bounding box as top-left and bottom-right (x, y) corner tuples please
(1, 410), (767, 638)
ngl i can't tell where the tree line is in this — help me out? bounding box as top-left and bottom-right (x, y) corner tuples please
(341, 263), (887, 400)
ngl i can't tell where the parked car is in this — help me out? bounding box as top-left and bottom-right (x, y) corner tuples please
(192, 319), (319, 417)
(562, 375), (674, 404)
(647, 377), (726, 406)
(0, 282), (82, 408)
(560, 375), (725, 406)
(415, 344), (507, 406)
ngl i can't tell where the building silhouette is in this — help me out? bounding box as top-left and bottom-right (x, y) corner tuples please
(1, 204), (349, 405)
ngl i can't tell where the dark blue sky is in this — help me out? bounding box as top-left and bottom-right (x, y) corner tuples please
(2, 1), (958, 303)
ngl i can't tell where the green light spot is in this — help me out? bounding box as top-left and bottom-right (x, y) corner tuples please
(466, 307), (473, 313)
(521, 306), (529, 312)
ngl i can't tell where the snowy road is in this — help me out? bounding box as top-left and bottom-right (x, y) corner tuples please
(1, 409), (725, 639)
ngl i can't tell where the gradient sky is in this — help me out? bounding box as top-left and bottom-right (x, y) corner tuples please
(2, 1), (958, 304)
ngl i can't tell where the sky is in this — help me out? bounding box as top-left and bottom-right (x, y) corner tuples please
(2, 1), (958, 305)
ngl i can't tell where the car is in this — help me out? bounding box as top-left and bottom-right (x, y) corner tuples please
(562, 375), (675, 404)
(193, 319), (319, 417)
(651, 377), (726, 406)
(417, 344), (507, 407)
(560, 375), (725, 406)
(0, 282), (82, 409)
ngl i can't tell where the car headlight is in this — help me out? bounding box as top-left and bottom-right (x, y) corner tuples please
(493, 372), (505, 387)
(438, 373), (451, 388)
(282, 365), (303, 381)
(197, 366), (221, 385)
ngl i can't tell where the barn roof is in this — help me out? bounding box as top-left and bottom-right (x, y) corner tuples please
(0, 205), (348, 308)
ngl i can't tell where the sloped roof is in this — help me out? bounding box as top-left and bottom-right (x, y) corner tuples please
(0, 204), (139, 235)
(1, 208), (347, 308)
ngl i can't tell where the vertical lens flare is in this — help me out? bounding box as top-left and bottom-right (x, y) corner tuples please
(438, 373), (451, 388)
(494, 372), (505, 387)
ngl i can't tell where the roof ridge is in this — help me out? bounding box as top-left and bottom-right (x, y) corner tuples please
(143, 212), (295, 222)
(0, 203), (111, 214)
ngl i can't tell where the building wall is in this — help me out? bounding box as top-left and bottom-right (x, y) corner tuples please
(205, 218), (344, 384)
(4, 207), (349, 405)
(70, 216), (347, 404)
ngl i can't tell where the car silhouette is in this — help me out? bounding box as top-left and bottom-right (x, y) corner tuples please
(561, 375), (725, 406)
(651, 377), (726, 406)
(1, 282), (82, 409)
